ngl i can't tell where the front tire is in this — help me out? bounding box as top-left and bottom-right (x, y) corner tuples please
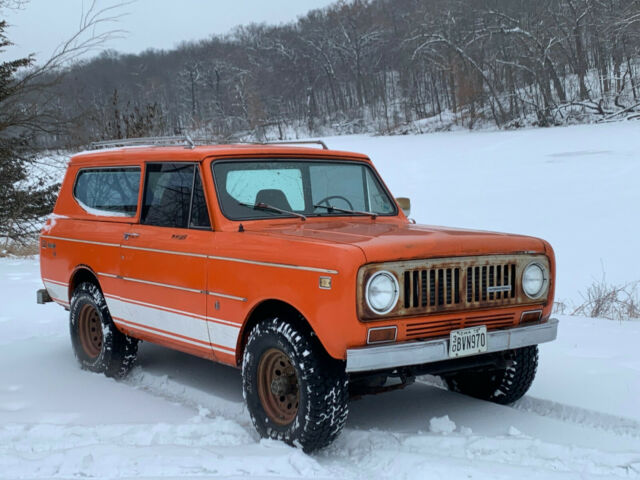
(444, 345), (538, 404)
(69, 282), (138, 378)
(242, 317), (349, 453)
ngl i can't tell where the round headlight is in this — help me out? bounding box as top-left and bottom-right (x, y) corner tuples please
(522, 263), (547, 299)
(365, 271), (399, 314)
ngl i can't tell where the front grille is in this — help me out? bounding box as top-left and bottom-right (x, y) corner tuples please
(403, 263), (516, 310)
(357, 254), (550, 320)
(405, 312), (516, 339)
(403, 268), (461, 309)
(466, 265), (516, 303)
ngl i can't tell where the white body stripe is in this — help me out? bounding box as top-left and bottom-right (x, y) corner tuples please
(113, 318), (232, 355)
(207, 322), (242, 353)
(43, 280), (68, 303)
(104, 295), (239, 353)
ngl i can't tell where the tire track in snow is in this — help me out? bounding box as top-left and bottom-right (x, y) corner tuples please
(417, 375), (640, 440)
(123, 367), (250, 427)
(120, 368), (640, 479)
(323, 428), (640, 479)
(512, 396), (640, 439)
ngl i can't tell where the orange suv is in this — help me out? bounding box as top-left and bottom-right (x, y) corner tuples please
(38, 137), (557, 452)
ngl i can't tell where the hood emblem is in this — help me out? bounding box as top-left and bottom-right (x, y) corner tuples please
(487, 285), (512, 293)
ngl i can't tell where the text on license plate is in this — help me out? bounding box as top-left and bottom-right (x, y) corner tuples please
(449, 326), (488, 358)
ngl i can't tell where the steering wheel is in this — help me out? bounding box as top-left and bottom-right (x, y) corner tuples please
(314, 195), (354, 211)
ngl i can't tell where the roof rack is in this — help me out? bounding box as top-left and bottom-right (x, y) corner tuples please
(89, 135), (208, 150)
(249, 140), (328, 150)
(89, 136), (329, 151)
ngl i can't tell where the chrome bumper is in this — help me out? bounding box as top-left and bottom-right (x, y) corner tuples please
(345, 318), (559, 373)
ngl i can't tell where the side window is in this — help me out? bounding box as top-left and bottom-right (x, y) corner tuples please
(141, 163), (211, 229)
(142, 163), (195, 228)
(74, 167), (140, 217)
(190, 168), (211, 229)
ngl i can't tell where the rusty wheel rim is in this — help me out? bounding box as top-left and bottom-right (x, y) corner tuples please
(78, 303), (103, 359)
(257, 348), (300, 425)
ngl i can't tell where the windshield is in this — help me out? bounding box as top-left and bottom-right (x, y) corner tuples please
(213, 160), (397, 220)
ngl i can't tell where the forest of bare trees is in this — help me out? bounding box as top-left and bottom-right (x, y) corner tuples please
(2, 0), (640, 246)
(40, 0), (640, 145)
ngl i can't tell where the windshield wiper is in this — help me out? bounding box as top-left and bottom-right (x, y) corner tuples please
(313, 204), (377, 219)
(240, 202), (306, 221)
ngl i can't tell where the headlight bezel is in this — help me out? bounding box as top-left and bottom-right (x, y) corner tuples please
(357, 255), (552, 322)
(521, 261), (549, 299)
(365, 270), (400, 315)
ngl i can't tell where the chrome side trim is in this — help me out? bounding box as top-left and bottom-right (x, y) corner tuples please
(207, 291), (247, 302)
(40, 235), (119, 248)
(98, 272), (201, 293)
(121, 276), (203, 294)
(41, 235), (337, 274)
(207, 255), (338, 275)
(345, 318), (559, 373)
(98, 272), (246, 302)
(97, 272), (118, 279)
(121, 244), (208, 258)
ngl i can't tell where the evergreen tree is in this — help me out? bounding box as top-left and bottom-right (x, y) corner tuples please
(0, 17), (59, 248)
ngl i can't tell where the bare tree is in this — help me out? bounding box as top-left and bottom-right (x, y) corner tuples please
(0, 0), (130, 246)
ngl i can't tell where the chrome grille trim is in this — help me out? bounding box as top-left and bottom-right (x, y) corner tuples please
(358, 254), (550, 320)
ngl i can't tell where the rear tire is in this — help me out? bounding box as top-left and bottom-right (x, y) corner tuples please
(444, 345), (538, 404)
(242, 317), (349, 453)
(69, 282), (138, 378)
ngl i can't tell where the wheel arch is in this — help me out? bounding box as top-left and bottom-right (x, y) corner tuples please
(235, 299), (321, 367)
(68, 265), (102, 301)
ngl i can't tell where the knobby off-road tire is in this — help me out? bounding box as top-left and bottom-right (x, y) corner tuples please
(69, 282), (138, 378)
(444, 345), (539, 405)
(242, 317), (349, 453)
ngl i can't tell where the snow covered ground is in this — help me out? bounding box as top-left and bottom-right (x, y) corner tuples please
(2, 122), (640, 478)
(325, 121), (640, 306)
(2, 258), (639, 479)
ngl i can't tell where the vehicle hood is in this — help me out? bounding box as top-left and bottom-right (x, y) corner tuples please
(252, 220), (547, 263)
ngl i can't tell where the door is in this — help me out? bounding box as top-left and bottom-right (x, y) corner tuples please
(112, 162), (215, 360)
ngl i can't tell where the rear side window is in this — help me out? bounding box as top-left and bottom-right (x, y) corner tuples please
(142, 163), (211, 229)
(74, 167), (141, 217)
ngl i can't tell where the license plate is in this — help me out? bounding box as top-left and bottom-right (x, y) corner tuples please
(449, 326), (488, 358)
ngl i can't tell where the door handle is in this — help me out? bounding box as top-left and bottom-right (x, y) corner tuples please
(123, 232), (140, 240)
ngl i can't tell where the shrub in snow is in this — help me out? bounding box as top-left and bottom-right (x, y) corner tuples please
(573, 276), (640, 321)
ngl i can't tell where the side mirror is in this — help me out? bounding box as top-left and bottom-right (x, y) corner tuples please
(396, 197), (411, 217)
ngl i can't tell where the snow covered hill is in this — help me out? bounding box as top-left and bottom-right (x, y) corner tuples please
(2, 122), (639, 478)
(324, 121), (640, 307)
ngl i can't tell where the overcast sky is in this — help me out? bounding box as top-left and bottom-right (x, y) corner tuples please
(2, 0), (337, 62)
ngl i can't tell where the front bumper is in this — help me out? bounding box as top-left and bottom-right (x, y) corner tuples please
(345, 318), (559, 373)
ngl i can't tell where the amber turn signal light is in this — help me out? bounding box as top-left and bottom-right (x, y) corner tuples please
(367, 326), (397, 344)
(520, 310), (542, 324)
